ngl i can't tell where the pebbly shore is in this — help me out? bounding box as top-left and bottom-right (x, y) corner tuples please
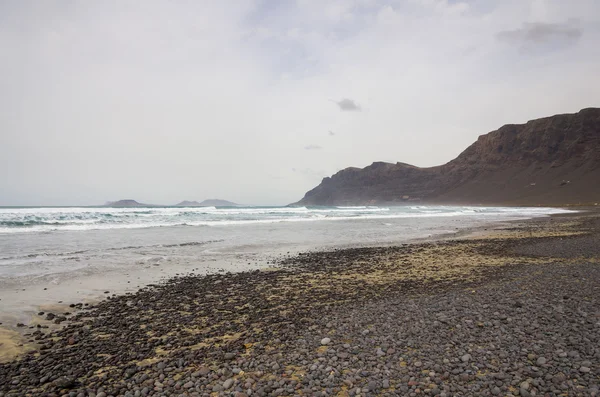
(0, 212), (599, 397)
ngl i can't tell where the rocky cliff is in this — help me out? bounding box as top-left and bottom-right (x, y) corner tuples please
(296, 108), (600, 206)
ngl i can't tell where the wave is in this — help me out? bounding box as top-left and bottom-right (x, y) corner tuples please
(0, 206), (574, 234)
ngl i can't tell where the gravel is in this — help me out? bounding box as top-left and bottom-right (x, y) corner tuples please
(1, 213), (599, 396)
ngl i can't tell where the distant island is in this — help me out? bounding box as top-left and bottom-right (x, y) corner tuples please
(104, 199), (153, 208)
(176, 199), (240, 207)
(295, 108), (600, 207)
(103, 199), (241, 207)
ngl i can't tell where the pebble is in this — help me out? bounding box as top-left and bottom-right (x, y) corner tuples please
(1, 223), (599, 397)
(536, 357), (547, 365)
(224, 379), (234, 389)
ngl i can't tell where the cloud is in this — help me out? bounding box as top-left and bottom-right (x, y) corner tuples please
(304, 144), (322, 150)
(497, 22), (582, 45)
(335, 98), (362, 112)
(328, 130), (335, 136)
(1, 1), (600, 206)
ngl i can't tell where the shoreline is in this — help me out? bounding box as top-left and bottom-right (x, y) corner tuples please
(0, 210), (562, 338)
(1, 209), (598, 396)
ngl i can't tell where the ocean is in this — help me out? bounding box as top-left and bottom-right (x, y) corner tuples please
(0, 205), (571, 287)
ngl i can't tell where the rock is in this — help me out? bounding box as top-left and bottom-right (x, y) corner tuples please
(224, 379), (234, 389)
(53, 376), (75, 388)
(461, 354), (471, 363)
(519, 388), (532, 397)
(536, 357), (547, 365)
(321, 337), (331, 345)
(382, 379), (390, 389)
(580, 366), (591, 373)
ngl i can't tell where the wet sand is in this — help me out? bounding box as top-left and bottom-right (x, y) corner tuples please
(0, 210), (598, 396)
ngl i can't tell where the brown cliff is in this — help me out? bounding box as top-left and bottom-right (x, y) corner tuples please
(296, 108), (600, 206)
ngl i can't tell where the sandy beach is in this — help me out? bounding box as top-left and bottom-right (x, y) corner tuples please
(0, 210), (599, 396)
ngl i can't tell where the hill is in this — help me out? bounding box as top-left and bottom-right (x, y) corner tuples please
(197, 199), (240, 207)
(175, 199), (240, 207)
(104, 199), (153, 208)
(296, 108), (600, 206)
(174, 201), (204, 207)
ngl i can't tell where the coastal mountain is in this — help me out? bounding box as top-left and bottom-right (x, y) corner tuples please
(175, 199), (240, 207)
(296, 108), (600, 206)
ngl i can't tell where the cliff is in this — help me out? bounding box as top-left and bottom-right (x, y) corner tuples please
(296, 108), (600, 206)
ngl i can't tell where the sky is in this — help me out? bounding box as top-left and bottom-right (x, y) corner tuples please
(1, 0), (599, 206)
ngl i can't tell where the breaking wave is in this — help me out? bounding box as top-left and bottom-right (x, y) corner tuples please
(0, 205), (573, 234)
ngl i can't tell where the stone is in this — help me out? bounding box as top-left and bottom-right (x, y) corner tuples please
(461, 354), (471, 363)
(224, 379), (234, 389)
(580, 366), (591, 373)
(520, 388), (532, 397)
(536, 357), (547, 365)
(321, 338), (331, 345)
(53, 376), (75, 388)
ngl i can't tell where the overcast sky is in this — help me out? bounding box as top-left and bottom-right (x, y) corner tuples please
(1, 0), (599, 206)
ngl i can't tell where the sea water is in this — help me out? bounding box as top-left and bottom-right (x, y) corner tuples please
(0, 205), (571, 287)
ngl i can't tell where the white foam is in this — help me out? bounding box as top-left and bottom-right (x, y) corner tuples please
(0, 206), (575, 234)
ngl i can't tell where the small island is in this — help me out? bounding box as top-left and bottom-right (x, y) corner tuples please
(175, 199), (240, 207)
(103, 199), (153, 208)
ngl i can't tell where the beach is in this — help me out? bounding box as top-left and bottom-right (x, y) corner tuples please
(0, 206), (568, 330)
(0, 209), (599, 396)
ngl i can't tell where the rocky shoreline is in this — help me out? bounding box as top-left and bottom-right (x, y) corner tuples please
(0, 212), (599, 397)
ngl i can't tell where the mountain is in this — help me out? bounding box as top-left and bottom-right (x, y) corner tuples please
(104, 199), (153, 207)
(175, 199), (240, 207)
(296, 108), (600, 206)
